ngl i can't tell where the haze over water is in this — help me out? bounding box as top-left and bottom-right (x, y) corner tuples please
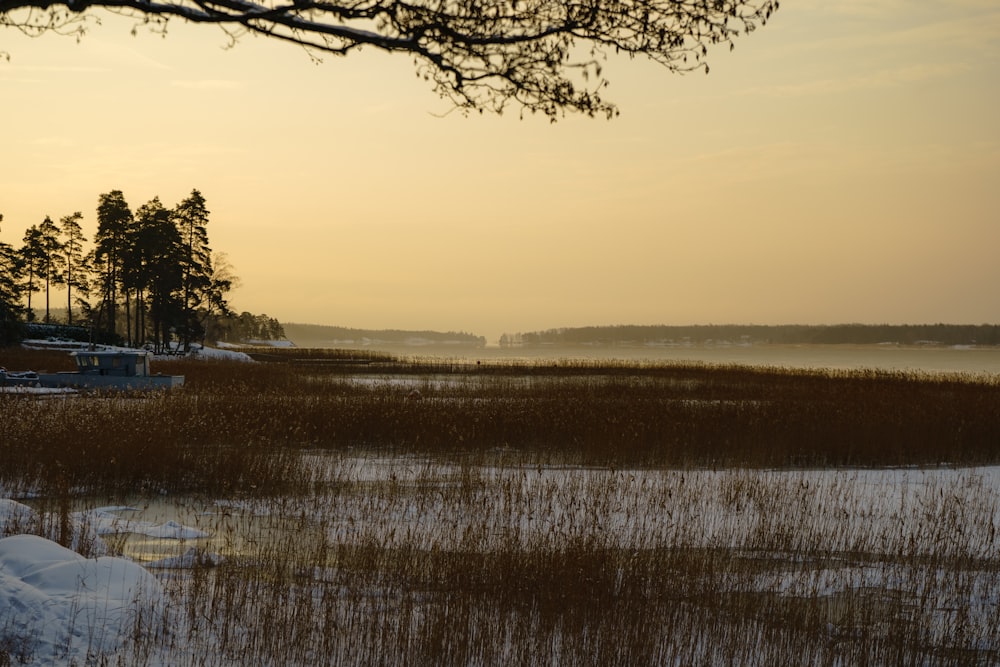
(312, 342), (1000, 376)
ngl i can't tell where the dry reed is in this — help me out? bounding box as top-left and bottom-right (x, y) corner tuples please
(2, 346), (999, 665)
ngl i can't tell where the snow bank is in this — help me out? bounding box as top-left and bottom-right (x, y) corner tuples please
(188, 345), (253, 362)
(20, 338), (254, 363)
(0, 386), (78, 396)
(0, 501), (212, 663)
(78, 506), (211, 540)
(0, 534), (166, 664)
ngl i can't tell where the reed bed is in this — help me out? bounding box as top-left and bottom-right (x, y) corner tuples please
(2, 347), (1000, 665)
(79, 458), (1000, 666)
(2, 348), (999, 497)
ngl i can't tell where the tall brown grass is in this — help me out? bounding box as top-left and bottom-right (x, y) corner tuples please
(105, 461), (1000, 665)
(2, 347), (999, 498)
(3, 346), (1000, 665)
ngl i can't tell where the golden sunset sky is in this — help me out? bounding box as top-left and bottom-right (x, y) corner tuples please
(2, 0), (998, 344)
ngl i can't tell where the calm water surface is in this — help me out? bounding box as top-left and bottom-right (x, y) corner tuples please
(347, 344), (1000, 376)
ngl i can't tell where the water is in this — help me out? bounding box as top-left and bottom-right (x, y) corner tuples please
(340, 343), (1000, 376)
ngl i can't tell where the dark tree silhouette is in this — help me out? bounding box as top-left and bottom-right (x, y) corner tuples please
(133, 198), (184, 351)
(173, 189), (215, 351)
(37, 214), (65, 324)
(93, 189), (133, 337)
(18, 223), (43, 322)
(1, 0), (778, 117)
(0, 214), (26, 344)
(59, 211), (90, 327)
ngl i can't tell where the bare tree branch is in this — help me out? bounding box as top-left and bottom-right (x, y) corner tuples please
(1, 0), (780, 118)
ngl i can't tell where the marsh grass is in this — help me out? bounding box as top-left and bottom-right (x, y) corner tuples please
(2, 347), (1000, 664)
(114, 461), (999, 666)
(2, 347), (999, 497)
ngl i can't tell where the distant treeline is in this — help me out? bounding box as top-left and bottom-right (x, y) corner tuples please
(23, 312), (286, 345)
(284, 322), (486, 347)
(503, 324), (1000, 347)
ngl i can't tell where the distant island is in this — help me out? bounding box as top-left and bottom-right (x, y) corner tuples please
(283, 323), (486, 349)
(501, 324), (1000, 348)
(280, 322), (1000, 351)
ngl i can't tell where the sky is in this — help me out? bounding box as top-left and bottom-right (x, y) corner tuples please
(2, 0), (999, 344)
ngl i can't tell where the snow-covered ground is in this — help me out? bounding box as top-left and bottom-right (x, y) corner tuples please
(0, 386), (77, 396)
(17, 339), (254, 363)
(0, 534), (164, 663)
(0, 499), (208, 664)
(2, 460), (999, 665)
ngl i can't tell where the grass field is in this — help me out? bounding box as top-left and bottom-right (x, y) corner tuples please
(2, 346), (999, 665)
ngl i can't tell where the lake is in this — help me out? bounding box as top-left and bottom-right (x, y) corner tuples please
(319, 343), (1000, 376)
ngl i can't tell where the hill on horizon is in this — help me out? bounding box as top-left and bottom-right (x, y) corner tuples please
(505, 323), (1000, 347)
(282, 322), (486, 349)
(283, 322), (1000, 350)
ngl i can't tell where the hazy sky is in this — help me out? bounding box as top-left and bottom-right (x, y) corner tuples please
(3, 0), (998, 344)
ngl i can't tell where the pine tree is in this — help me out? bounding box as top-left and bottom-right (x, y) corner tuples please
(60, 211), (90, 327)
(133, 197), (184, 351)
(93, 191), (133, 340)
(37, 215), (65, 324)
(19, 224), (44, 323)
(173, 189), (214, 351)
(0, 214), (25, 345)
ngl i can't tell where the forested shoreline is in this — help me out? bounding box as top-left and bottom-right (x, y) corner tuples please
(1, 191), (283, 350)
(283, 322), (486, 348)
(502, 324), (1000, 348)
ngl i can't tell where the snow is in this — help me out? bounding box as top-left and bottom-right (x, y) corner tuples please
(185, 345), (254, 362)
(2, 462), (999, 664)
(0, 501), (216, 664)
(18, 338), (255, 363)
(0, 534), (165, 663)
(0, 499), (38, 536)
(0, 386), (79, 396)
(79, 506), (211, 540)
